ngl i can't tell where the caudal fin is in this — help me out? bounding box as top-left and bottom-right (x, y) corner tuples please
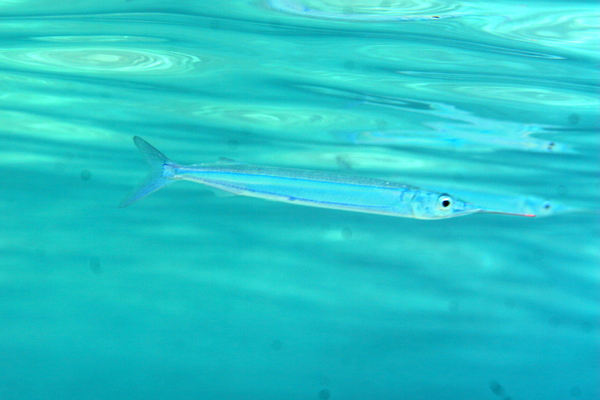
(119, 136), (176, 208)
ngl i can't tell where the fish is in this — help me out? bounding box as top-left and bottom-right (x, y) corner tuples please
(119, 136), (534, 220)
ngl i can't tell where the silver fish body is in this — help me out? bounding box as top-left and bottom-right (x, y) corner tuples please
(120, 136), (533, 220)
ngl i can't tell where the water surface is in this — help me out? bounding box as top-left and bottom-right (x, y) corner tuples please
(0, 1), (598, 399)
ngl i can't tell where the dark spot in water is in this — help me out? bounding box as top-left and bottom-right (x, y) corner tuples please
(568, 113), (580, 126)
(89, 257), (102, 276)
(80, 169), (92, 180)
(271, 339), (283, 350)
(489, 380), (505, 397)
(343, 60), (355, 70)
(343, 6), (354, 15)
(570, 386), (581, 397)
(318, 389), (330, 400)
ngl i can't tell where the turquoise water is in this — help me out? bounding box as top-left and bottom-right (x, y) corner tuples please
(1, 0), (598, 399)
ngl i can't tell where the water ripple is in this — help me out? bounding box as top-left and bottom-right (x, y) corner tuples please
(0, 110), (118, 142)
(0, 46), (206, 74)
(477, 9), (600, 50)
(30, 35), (168, 43)
(263, 0), (469, 21)
(397, 76), (599, 107)
(192, 103), (380, 132)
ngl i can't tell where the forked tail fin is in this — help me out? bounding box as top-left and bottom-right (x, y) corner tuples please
(119, 136), (177, 208)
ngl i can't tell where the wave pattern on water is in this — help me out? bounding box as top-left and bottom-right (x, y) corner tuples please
(191, 103), (382, 131)
(476, 8), (600, 50)
(0, 46), (206, 74)
(263, 0), (470, 21)
(0, 2), (598, 400)
(30, 35), (169, 43)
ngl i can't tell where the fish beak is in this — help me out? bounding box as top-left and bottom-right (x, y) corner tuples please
(477, 207), (536, 217)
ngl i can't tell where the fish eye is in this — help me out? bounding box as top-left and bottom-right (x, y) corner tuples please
(437, 195), (453, 211)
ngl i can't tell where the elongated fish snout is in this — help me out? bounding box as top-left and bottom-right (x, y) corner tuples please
(477, 207), (536, 217)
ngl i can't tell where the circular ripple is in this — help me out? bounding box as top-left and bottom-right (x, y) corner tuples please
(0, 47), (206, 74)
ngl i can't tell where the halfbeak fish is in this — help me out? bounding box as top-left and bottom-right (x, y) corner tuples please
(120, 136), (535, 220)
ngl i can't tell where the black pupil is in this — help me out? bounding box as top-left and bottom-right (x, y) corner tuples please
(441, 199), (451, 208)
